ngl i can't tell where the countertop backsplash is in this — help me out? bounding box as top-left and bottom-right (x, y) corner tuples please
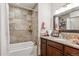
(60, 32), (79, 42)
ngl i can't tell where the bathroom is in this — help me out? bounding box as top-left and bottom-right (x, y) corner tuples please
(1, 3), (79, 56)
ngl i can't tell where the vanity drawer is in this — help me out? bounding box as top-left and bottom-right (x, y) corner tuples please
(47, 40), (63, 51)
(64, 46), (79, 56)
(41, 38), (46, 43)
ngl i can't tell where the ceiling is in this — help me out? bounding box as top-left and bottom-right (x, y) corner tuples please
(51, 3), (67, 10)
(9, 3), (66, 12)
(10, 3), (66, 10)
(9, 3), (38, 10)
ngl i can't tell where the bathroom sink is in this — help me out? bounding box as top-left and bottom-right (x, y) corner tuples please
(72, 40), (79, 45)
(57, 38), (79, 45)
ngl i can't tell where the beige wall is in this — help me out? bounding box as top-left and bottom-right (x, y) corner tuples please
(38, 3), (51, 55)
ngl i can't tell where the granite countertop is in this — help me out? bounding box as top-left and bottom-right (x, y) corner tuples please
(40, 36), (79, 49)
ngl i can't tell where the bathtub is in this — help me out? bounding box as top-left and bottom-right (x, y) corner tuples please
(8, 41), (37, 56)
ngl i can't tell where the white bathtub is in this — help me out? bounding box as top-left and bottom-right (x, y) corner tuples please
(8, 41), (37, 56)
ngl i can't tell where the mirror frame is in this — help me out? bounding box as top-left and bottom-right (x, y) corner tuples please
(53, 16), (79, 33)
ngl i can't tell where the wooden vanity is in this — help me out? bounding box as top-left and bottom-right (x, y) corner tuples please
(40, 37), (79, 56)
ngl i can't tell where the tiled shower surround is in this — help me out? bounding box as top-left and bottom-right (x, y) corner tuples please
(9, 6), (33, 44)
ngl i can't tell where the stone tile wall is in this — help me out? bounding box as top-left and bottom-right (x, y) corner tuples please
(9, 6), (32, 44)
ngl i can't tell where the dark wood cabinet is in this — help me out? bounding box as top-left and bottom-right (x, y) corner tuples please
(41, 38), (47, 56)
(64, 46), (79, 56)
(40, 37), (79, 56)
(47, 45), (63, 56)
(41, 43), (46, 56)
(41, 38), (63, 56)
(47, 40), (63, 51)
(47, 40), (63, 56)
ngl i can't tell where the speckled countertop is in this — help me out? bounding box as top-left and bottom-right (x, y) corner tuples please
(40, 36), (79, 49)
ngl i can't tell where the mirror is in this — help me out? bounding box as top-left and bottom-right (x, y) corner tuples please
(53, 13), (79, 32)
(53, 4), (79, 33)
(68, 17), (79, 30)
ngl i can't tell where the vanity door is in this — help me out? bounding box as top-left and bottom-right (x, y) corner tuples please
(64, 46), (79, 56)
(41, 38), (47, 56)
(47, 40), (63, 56)
(47, 45), (63, 56)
